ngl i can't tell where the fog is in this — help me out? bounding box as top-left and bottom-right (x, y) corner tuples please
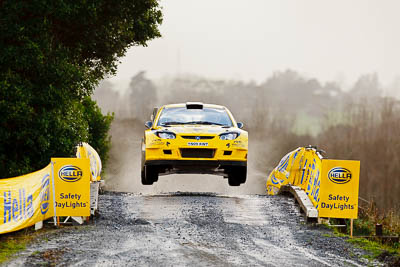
(108, 0), (400, 92)
(93, 70), (400, 212)
(93, 1), (400, 210)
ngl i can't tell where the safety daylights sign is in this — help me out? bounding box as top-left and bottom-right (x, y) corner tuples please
(318, 159), (360, 219)
(52, 158), (90, 217)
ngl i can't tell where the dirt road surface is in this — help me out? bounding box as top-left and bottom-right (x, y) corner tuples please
(5, 120), (374, 266)
(6, 191), (371, 266)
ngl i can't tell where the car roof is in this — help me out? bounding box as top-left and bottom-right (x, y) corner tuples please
(162, 103), (226, 110)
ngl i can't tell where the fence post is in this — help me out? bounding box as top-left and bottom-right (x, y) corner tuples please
(350, 219), (353, 238)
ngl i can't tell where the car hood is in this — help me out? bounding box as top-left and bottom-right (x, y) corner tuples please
(157, 125), (235, 135)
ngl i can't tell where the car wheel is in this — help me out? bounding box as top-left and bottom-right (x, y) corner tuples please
(141, 171), (152, 185)
(144, 165), (158, 185)
(228, 177), (241, 186)
(141, 166), (156, 185)
(238, 166), (247, 184)
(227, 166), (246, 186)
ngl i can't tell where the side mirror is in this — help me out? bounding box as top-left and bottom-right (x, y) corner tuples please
(145, 121), (153, 129)
(237, 122), (244, 129)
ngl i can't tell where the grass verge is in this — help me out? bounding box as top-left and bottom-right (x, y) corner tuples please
(328, 217), (400, 265)
(346, 237), (400, 266)
(0, 227), (48, 264)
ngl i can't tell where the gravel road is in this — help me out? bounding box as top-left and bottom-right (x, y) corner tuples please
(6, 191), (373, 266)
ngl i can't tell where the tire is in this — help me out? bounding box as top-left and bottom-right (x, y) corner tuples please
(228, 177), (241, 186)
(141, 169), (149, 185)
(227, 166), (247, 186)
(141, 165), (158, 185)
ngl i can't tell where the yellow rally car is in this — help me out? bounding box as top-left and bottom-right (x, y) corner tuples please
(141, 102), (248, 186)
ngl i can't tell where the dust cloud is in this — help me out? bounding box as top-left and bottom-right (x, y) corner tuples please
(93, 72), (277, 194)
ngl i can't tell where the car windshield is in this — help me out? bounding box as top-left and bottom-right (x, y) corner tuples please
(157, 107), (233, 127)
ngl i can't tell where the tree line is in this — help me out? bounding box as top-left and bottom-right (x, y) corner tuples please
(0, 0), (163, 178)
(96, 70), (399, 211)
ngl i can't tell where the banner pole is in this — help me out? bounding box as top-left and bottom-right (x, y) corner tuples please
(350, 219), (354, 238)
(51, 160), (57, 226)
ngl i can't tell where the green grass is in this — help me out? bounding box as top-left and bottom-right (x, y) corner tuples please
(0, 234), (28, 263)
(346, 237), (399, 261)
(322, 233), (333, 238)
(326, 218), (400, 264)
(352, 218), (375, 236)
(0, 228), (49, 264)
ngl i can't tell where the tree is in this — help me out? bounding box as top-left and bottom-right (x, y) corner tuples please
(350, 73), (381, 99)
(0, 0), (162, 177)
(126, 71), (158, 120)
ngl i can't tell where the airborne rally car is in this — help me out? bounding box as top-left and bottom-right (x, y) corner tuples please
(141, 102), (248, 186)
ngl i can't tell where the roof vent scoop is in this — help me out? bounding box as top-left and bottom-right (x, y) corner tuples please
(186, 102), (203, 109)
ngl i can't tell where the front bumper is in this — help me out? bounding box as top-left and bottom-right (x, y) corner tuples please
(142, 132), (248, 176)
(146, 160), (247, 167)
(144, 138), (247, 161)
(145, 160), (247, 176)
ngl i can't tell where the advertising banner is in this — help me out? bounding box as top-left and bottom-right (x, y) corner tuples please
(266, 147), (322, 208)
(318, 159), (360, 219)
(266, 147), (305, 195)
(52, 158), (91, 217)
(0, 165), (54, 234)
(300, 149), (322, 209)
(76, 142), (102, 181)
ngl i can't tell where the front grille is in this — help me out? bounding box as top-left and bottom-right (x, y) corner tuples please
(180, 148), (216, 158)
(181, 136), (215, 140)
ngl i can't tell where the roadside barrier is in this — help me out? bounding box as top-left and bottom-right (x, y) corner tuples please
(76, 142), (102, 216)
(0, 164), (54, 234)
(0, 143), (102, 234)
(266, 146), (360, 227)
(76, 142), (102, 182)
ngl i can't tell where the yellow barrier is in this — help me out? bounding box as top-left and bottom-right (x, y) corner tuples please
(0, 143), (100, 234)
(266, 147), (322, 207)
(76, 142), (102, 181)
(266, 146), (360, 219)
(0, 165), (54, 234)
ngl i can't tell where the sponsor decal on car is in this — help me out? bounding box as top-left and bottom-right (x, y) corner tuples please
(232, 140), (245, 148)
(150, 140), (165, 146)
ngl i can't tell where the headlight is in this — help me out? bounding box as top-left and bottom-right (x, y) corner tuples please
(156, 131), (176, 139)
(219, 132), (239, 140)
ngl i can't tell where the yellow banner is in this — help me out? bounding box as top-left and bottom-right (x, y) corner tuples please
(76, 142), (102, 181)
(266, 146), (322, 209)
(0, 165), (54, 234)
(302, 150), (322, 209)
(52, 158), (91, 217)
(266, 147), (304, 195)
(318, 159), (360, 219)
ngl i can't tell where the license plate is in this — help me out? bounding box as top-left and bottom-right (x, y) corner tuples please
(187, 142), (208, 146)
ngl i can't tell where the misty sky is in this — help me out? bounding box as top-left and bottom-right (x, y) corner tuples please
(108, 0), (400, 91)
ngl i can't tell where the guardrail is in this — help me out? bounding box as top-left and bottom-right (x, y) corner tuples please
(266, 146), (360, 229)
(266, 146), (322, 221)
